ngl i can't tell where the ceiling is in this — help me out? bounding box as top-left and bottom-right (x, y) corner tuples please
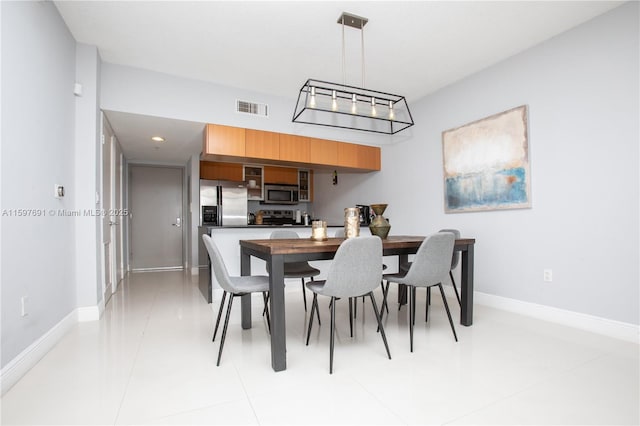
(54, 1), (624, 163)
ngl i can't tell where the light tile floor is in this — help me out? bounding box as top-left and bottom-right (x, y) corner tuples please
(1, 270), (638, 425)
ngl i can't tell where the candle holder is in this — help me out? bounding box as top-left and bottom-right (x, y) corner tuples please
(344, 207), (360, 238)
(311, 220), (328, 241)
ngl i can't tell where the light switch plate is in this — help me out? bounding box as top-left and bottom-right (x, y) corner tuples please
(54, 184), (64, 198)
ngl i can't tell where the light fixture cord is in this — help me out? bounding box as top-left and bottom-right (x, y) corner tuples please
(342, 16), (346, 87)
(361, 19), (365, 87)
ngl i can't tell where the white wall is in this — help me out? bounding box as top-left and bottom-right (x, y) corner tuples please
(1, 1), (78, 367)
(336, 2), (638, 325)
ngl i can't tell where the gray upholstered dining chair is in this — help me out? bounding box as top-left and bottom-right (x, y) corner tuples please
(305, 236), (391, 373)
(388, 228), (461, 321)
(382, 232), (458, 351)
(202, 234), (271, 366)
(267, 230), (321, 325)
(334, 228), (389, 319)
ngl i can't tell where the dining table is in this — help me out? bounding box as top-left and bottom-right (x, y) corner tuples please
(239, 235), (476, 372)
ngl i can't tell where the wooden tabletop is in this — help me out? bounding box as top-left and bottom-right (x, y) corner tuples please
(239, 235), (475, 255)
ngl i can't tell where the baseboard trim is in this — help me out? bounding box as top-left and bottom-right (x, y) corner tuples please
(1, 310), (76, 395)
(475, 291), (640, 344)
(76, 304), (102, 322)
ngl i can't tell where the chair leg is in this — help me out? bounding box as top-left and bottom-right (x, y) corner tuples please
(353, 296), (357, 318)
(306, 293), (318, 346)
(217, 294), (235, 366)
(438, 284), (458, 342)
(212, 291), (228, 342)
(380, 281), (391, 321)
(348, 297), (353, 337)
(262, 292), (271, 334)
(301, 278), (308, 312)
(330, 296), (336, 374)
(425, 287), (430, 323)
(412, 287), (417, 326)
(310, 277), (321, 325)
(409, 286), (414, 352)
(450, 271), (461, 307)
(380, 281), (389, 314)
(369, 292), (391, 360)
(262, 293), (269, 316)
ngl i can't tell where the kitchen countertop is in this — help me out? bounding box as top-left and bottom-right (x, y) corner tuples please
(200, 224), (343, 229)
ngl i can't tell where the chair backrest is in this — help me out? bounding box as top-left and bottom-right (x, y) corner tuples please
(270, 230), (299, 239)
(202, 234), (237, 293)
(402, 232), (455, 288)
(321, 236), (382, 298)
(439, 228), (460, 269)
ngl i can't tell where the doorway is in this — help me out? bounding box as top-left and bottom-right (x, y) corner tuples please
(129, 165), (184, 270)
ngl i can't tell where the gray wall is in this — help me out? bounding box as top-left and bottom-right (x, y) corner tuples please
(1, 1), (78, 366)
(319, 2), (640, 324)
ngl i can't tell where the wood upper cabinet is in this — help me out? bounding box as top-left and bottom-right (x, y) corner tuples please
(204, 124), (245, 157)
(279, 134), (310, 163)
(264, 165), (298, 185)
(245, 129), (279, 160)
(202, 123), (379, 172)
(358, 144), (381, 170)
(309, 137), (338, 166)
(200, 161), (244, 181)
(337, 142), (381, 171)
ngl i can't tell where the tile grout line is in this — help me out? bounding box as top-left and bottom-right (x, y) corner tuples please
(111, 288), (160, 426)
(234, 363), (262, 425)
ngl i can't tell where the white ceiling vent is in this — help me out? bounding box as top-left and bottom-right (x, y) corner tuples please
(236, 100), (268, 117)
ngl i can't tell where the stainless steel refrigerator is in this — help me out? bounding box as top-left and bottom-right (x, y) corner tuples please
(199, 179), (248, 226)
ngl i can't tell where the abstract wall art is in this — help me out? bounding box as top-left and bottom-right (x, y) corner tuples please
(442, 105), (531, 213)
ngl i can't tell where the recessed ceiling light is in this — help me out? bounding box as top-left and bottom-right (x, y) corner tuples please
(151, 136), (165, 142)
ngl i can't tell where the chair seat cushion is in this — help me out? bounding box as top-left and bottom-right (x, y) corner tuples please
(383, 272), (409, 285)
(284, 262), (321, 278)
(305, 280), (326, 294)
(229, 275), (270, 293)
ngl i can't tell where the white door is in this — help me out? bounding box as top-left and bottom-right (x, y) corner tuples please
(114, 148), (124, 284)
(130, 165), (183, 270)
(101, 120), (115, 303)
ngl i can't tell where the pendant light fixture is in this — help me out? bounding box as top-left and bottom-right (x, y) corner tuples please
(292, 12), (414, 135)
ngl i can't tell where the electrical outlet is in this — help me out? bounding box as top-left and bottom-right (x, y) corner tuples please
(21, 296), (28, 317)
(543, 269), (553, 282)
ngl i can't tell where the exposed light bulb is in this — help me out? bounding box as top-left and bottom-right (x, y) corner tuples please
(331, 90), (338, 111)
(309, 86), (316, 108)
(388, 100), (395, 120)
(371, 97), (377, 117)
(351, 93), (357, 114)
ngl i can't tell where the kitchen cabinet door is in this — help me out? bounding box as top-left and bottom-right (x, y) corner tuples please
(246, 129), (279, 160)
(204, 124), (245, 157)
(308, 137), (338, 166)
(279, 134), (310, 163)
(200, 161), (243, 181)
(337, 142), (381, 171)
(264, 166), (298, 185)
(298, 169), (313, 202)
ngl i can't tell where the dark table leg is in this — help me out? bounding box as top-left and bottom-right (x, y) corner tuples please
(460, 244), (474, 326)
(240, 249), (252, 329)
(397, 254), (409, 305)
(268, 254), (287, 371)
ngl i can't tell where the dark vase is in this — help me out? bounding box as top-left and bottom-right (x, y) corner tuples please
(369, 204), (391, 239)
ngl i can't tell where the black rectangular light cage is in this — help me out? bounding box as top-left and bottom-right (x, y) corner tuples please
(292, 79), (414, 135)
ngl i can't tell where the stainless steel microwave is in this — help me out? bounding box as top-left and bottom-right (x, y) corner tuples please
(263, 184), (299, 205)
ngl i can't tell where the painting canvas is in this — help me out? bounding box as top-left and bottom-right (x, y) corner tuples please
(442, 105), (531, 213)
